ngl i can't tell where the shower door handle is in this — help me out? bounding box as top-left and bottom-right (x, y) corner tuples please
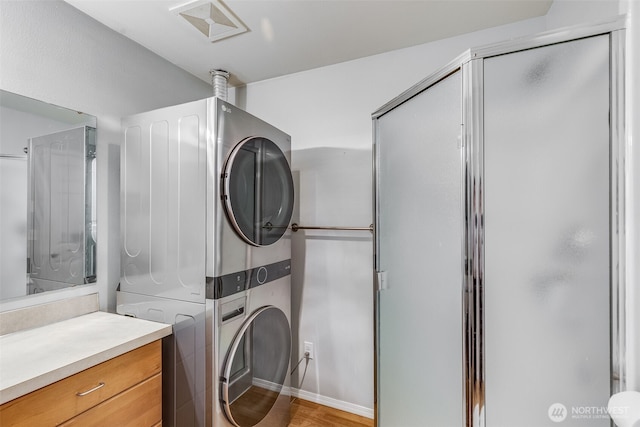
(376, 271), (388, 291)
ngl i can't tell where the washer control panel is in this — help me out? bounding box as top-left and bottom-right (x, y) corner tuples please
(206, 259), (291, 299)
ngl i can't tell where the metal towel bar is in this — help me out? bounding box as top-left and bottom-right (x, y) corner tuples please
(290, 223), (374, 233)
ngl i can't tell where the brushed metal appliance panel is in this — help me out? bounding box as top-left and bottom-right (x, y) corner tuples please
(121, 100), (207, 302)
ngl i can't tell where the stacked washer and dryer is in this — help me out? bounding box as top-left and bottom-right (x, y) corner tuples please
(117, 89), (294, 427)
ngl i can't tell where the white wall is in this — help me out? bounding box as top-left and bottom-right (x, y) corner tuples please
(621, 0), (640, 393)
(545, 0), (621, 28)
(0, 0), (212, 312)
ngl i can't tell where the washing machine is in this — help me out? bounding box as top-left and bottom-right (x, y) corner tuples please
(118, 96), (293, 427)
(207, 263), (291, 427)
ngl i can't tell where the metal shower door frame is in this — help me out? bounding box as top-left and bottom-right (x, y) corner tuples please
(465, 18), (628, 427)
(372, 54), (470, 427)
(461, 57), (483, 427)
(372, 16), (627, 427)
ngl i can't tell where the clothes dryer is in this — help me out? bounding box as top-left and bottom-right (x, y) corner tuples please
(206, 99), (294, 299)
(120, 97), (293, 303)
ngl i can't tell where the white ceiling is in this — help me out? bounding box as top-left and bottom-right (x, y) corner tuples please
(64, 0), (553, 87)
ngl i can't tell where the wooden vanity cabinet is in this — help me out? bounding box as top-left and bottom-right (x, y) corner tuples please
(0, 340), (162, 427)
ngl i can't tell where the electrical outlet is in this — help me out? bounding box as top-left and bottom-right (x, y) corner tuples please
(304, 341), (314, 360)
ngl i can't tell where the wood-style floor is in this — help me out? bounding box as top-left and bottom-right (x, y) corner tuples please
(289, 399), (373, 427)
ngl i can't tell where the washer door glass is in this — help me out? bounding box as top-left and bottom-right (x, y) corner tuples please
(223, 137), (294, 246)
(222, 305), (291, 427)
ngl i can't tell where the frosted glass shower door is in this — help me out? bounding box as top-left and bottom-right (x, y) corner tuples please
(375, 71), (463, 426)
(483, 35), (611, 426)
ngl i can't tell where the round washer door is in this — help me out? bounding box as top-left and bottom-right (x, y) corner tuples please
(223, 137), (294, 246)
(222, 305), (291, 427)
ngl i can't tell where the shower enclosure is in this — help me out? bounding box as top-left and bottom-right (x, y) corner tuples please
(373, 19), (626, 426)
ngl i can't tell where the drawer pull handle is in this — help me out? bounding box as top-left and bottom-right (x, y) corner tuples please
(76, 382), (105, 396)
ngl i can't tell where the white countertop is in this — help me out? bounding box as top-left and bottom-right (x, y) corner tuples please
(0, 311), (172, 404)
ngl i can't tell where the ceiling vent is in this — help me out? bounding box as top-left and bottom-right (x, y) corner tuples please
(171, 0), (248, 43)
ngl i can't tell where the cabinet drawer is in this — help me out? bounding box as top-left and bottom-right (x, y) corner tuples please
(0, 340), (161, 426)
(59, 373), (162, 427)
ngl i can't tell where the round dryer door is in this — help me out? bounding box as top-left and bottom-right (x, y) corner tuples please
(222, 305), (291, 427)
(223, 137), (294, 246)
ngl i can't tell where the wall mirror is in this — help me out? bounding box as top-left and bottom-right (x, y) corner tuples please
(0, 90), (97, 301)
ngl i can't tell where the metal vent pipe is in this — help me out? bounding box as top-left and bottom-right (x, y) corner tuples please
(210, 69), (230, 101)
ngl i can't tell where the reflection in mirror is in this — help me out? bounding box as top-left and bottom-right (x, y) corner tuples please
(0, 90), (97, 301)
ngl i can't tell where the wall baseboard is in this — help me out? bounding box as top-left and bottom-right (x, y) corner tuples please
(290, 388), (374, 419)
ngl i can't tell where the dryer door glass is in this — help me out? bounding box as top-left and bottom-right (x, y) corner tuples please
(222, 305), (291, 427)
(224, 137), (294, 246)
